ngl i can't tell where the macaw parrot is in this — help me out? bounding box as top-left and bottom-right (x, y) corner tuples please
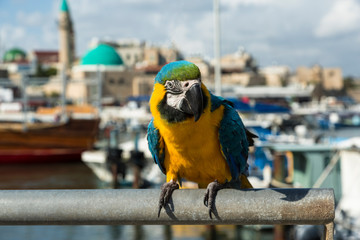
(147, 60), (257, 218)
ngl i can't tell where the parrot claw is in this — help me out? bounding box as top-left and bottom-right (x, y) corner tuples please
(158, 180), (179, 217)
(203, 180), (227, 219)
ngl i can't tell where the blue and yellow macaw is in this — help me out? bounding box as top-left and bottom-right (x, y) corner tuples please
(147, 60), (256, 218)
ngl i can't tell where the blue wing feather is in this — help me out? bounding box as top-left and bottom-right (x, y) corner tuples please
(147, 119), (166, 174)
(211, 93), (249, 181)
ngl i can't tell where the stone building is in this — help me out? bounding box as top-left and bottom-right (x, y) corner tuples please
(296, 65), (343, 90)
(220, 49), (253, 71)
(322, 68), (343, 90)
(143, 44), (183, 66)
(221, 72), (265, 86)
(216, 49), (265, 86)
(260, 66), (290, 87)
(117, 39), (145, 67)
(28, 51), (59, 70)
(0, 48), (34, 83)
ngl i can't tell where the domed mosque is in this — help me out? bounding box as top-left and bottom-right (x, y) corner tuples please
(3, 48), (27, 63)
(1, 47), (36, 80)
(81, 44), (124, 66)
(71, 43), (134, 104)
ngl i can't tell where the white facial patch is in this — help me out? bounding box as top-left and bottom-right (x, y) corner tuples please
(166, 91), (186, 110)
(165, 79), (201, 112)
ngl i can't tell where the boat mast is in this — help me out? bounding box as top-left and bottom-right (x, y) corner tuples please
(21, 74), (28, 132)
(61, 66), (67, 120)
(213, 0), (222, 96)
(97, 65), (103, 115)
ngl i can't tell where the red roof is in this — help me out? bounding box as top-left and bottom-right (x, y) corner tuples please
(135, 65), (164, 73)
(32, 51), (59, 64)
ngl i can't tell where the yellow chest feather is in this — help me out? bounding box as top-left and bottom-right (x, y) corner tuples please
(154, 106), (232, 186)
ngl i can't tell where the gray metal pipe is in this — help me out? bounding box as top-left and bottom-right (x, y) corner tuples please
(0, 188), (334, 225)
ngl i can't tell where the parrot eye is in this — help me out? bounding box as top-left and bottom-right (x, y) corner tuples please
(165, 81), (174, 89)
(165, 80), (182, 94)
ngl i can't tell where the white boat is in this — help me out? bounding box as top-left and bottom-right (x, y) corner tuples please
(335, 138), (360, 238)
(81, 136), (164, 186)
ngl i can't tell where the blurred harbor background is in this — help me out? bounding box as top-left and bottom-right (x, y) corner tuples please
(0, 0), (360, 239)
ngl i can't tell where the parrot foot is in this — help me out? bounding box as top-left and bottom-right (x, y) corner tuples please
(203, 180), (228, 219)
(158, 180), (179, 217)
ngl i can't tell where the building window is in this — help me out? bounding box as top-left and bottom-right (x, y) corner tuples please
(109, 78), (115, 84)
(118, 78), (125, 84)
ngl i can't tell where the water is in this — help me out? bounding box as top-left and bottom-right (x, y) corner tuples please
(0, 225), (166, 240)
(0, 162), (270, 240)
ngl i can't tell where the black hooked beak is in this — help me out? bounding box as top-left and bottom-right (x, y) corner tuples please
(180, 83), (204, 122)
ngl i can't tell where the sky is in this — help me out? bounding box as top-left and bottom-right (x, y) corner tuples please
(0, 0), (359, 77)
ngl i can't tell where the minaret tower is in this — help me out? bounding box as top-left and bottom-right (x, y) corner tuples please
(58, 0), (75, 73)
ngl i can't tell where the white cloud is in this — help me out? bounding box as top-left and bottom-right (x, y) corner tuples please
(288, 48), (321, 58)
(13, 27), (26, 41)
(0, 24), (36, 53)
(41, 23), (58, 47)
(247, 42), (272, 53)
(166, 11), (213, 57)
(315, 0), (360, 38)
(0, 24), (26, 44)
(221, 0), (278, 8)
(70, 0), (99, 16)
(117, 0), (161, 3)
(17, 11), (44, 27)
(167, 24), (206, 56)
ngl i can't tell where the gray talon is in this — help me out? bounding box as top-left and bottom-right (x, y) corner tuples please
(203, 180), (227, 219)
(158, 181), (179, 217)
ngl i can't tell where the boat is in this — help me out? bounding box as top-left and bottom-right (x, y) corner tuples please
(0, 118), (99, 150)
(81, 135), (163, 186)
(0, 148), (84, 163)
(0, 105), (100, 163)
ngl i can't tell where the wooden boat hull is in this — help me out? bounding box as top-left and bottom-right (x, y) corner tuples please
(0, 118), (100, 150)
(0, 148), (84, 163)
(0, 118), (100, 163)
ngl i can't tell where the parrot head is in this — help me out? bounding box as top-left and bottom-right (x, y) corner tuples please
(152, 61), (206, 123)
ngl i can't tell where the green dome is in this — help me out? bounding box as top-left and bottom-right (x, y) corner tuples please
(81, 44), (124, 66)
(3, 48), (27, 62)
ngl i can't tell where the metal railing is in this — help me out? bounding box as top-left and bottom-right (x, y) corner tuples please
(0, 188), (335, 239)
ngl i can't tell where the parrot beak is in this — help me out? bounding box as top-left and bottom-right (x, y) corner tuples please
(180, 83), (204, 122)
